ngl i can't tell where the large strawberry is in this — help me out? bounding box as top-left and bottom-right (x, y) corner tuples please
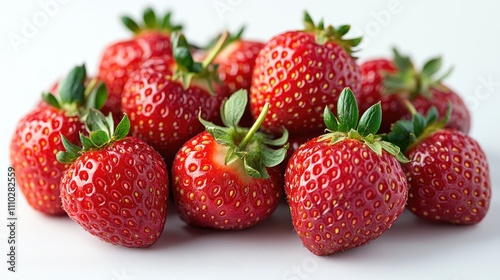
(57, 110), (169, 247)
(10, 65), (106, 215)
(358, 49), (471, 133)
(172, 90), (288, 230)
(386, 107), (491, 224)
(98, 8), (182, 119)
(250, 12), (362, 136)
(285, 87), (408, 256)
(121, 32), (228, 164)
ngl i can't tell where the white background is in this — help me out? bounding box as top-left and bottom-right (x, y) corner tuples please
(1, 0), (500, 279)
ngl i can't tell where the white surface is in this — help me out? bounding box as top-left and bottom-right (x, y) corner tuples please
(1, 0), (500, 279)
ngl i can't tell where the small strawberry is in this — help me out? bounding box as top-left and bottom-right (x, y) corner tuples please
(57, 110), (169, 247)
(285, 87), (408, 256)
(121, 32), (228, 164)
(10, 65), (107, 215)
(98, 8), (182, 119)
(172, 90), (288, 230)
(250, 12), (362, 136)
(204, 28), (264, 126)
(386, 107), (491, 224)
(358, 49), (471, 133)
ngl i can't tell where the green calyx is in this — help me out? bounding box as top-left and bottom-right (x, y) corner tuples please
(171, 31), (228, 93)
(204, 26), (246, 50)
(56, 109), (130, 164)
(199, 89), (289, 179)
(384, 48), (453, 100)
(320, 87), (409, 163)
(41, 65), (108, 116)
(384, 102), (451, 153)
(303, 11), (362, 57)
(121, 7), (182, 35)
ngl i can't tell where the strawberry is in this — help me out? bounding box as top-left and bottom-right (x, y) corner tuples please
(204, 28), (264, 127)
(172, 90), (288, 230)
(57, 110), (169, 247)
(10, 65), (107, 215)
(358, 49), (471, 133)
(121, 32), (228, 164)
(250, 12), (362, 136)
(285, 88), (408, 256)
(386, 107), (491, 224)
(98, 8), (182, 119)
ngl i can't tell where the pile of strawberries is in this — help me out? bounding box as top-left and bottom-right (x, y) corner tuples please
(10, 8), (491, 255)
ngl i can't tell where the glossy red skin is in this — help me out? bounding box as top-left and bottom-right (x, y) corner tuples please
(404, 130), (490, 224)
(359, 58), (471, 133)
(121, 58), (224, 164)
(98, 32), (173, 118)
(250, 31), (361, 136)
(172, 131), (283, 230)
(10, 107), (85, 215)
(285, 138), (408, 256)
(60, 137), (169, 247)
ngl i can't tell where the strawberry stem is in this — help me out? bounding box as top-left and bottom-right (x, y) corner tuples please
(202, 31), (229, 69)
(238, 102), (270, 151)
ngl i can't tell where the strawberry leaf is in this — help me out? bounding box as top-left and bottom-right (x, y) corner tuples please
(357, 102), (381, 137)
(142, 7), (157, 29)
(80, 133), (95, 150)
(113, 115), (130, 140)
(61, 134), (81, 155)
(323, 106), (339, 132)
(337, 88), (359, 132)
(90, 130), (110, 148)
(221, 89), (247, 127)
(58, 64), (86, 105)
(261, 144), (289, 168)
(421, 57), (442, 77)
(42, 92), (61, 109)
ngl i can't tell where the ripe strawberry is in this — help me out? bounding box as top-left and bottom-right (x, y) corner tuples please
(98, 8), (182, 119)
(58, 110), (169, 247)
(250, 12), (362, 136)
(10, 65), (106, 215)
(285, 88), (408, 256)
(386, 107), (491, 224)
(172, 90), (288, 230)
(121, 32), (228, 164)
(203, 28), (264, 127)
(358, 49), (471, 133)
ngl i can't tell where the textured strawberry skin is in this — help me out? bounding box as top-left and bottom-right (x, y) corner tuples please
(10, 107), (85, 215)
(60, 137), (169, 247)
(359, 58), (471, 133)
(404, 130), (490, 224)
(250, 31), (361, 136)
(121, 59), (223, 164)
(285, 138), (408, 255)
(98, 32), (173, 117)
(172, 132), (283, 230)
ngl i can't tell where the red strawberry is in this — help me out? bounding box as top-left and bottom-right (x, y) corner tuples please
(121, 32), (228, 164)
(250, 12), (362, 136)
(358, 49), (471, 133)
(386, 107), (491, 224)
(98, 8), (182, 119)
(58, 110), (169, 247)
(285, 88), (408, 256)
(10, 65), (106, 215)
(172, 90), (288, 229)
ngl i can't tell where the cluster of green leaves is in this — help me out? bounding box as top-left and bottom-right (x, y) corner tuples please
(303, 11), (362, 56)
(121, 7), (182, 34)
(321, 87), (409, 163)
(57, 110), (130, 164)
(199, 89), (289, 179)
(384, 48), (453, 99)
